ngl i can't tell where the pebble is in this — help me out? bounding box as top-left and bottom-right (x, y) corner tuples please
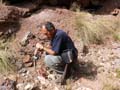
(16, 83), (24, 90)
(37, 76), (46, 85)
(24, 83), (34, 90)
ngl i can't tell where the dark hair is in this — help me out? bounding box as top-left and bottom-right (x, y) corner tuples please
(44, 22), (55, 32)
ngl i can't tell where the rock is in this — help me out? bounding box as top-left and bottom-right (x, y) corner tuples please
(7, 75), (17, 82)
(0, 32), (3, 36)
(0, 5), (27, 22)
(72, 80), (93, 90)
(20, 31), (34, 46)
(99, 62), (105, 67)
(32, 55), (39, 61)
(112, 59), (120, 68)
(0, 78), (16, 90)
(23, 55), (31, 63)
(113, 72), (117, 77)
(16, 83), (24, 90)
(104, 62), (111, 69)
(48, 74), (56, 81)
(37, 76), (48, 85)
(111, 8), (120, 16)
(15, 60), (24, 70)
(21, 73), (26, 77)
(75, 86), (92, 90)
(24, 62), (33, 67)
(54, 86), (59, 90)
(19, 48), (26, 55)
(97, 67), (105, 73)
(37, 67), (47, 78)
(19, 68), (27, 73)
(24, 83), (35, 90)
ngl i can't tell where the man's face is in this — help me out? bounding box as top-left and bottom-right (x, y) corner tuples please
(40, 25), (54, 39)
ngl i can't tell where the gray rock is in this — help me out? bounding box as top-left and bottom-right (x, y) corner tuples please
(20, 31), (34, 46)
(18, 68), (27, 74)
(113, 59), (120, 67)
(0, 78), (16, 90)
(15, 61), (24, 70)
(16, 83), (24, 90)
(24, 83), (35, 90)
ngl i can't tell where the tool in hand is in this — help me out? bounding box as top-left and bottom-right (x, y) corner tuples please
(33, 48), (39, 70)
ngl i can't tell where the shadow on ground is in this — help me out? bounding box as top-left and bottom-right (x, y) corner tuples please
(0, 21), (21, 39)
(72, 61), (97, 81)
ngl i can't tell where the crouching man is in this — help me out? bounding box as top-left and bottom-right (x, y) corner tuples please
(36, 21), (78, 75)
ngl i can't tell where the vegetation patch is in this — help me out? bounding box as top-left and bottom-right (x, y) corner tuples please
(0, 33), (16, 74)
(102, 83), (120, 90)
(75, 12), (120, 45)
(115, 69), (120, 78)
(0, 50), (15, 74)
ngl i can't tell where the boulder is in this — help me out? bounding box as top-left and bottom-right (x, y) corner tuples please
(0, 5), (29, 22)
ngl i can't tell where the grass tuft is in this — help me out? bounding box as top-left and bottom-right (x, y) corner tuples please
(115, 69), (120, 78)
(102, 83), (120, 90)
(0, 50), (15, 74)
(75, 12), (120, 45)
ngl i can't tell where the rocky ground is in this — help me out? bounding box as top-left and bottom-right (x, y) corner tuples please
(0, 1), (120, 90)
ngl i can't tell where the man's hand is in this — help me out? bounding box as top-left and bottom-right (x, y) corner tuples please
(36, 43), (44, 50)
(46, 44), (52, 49)
(36, 43), (56, 55)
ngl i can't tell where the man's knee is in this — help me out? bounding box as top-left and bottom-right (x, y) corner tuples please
(44, 55), (62, 68)
(44, 55), (53, 67)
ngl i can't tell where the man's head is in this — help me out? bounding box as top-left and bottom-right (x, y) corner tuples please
(40, 22), (56, 39)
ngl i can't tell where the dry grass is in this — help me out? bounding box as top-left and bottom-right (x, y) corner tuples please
(102, 83), (120, 90)
(0, 0), (7, 5)
(0, 30), (16, 74)
(115, 69), (120, 78)
(0, 0), (3, 5)
(75, 12), (120, 45)
(0, 40), (9, 49)
(0, 50), (15, 74)
(0, 0), (3, 4)
(0, 32), (16, 49)
(0, 37), (16, 74)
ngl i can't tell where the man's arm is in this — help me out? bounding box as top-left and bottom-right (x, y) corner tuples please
(43, 46), (56, 55)
(36, 43), (56, 55)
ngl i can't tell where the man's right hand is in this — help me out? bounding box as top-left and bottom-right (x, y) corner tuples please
(36, 43), (44, 50)
(46, 44), (52, 49)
